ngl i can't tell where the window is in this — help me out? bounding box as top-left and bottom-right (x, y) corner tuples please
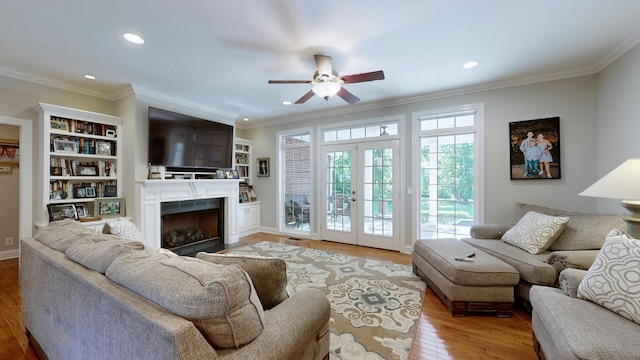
(280, 130), (312, 232)
(413, 105), (484, 239)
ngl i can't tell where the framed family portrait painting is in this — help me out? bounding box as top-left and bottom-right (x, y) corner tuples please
(509, 117), (560, 180)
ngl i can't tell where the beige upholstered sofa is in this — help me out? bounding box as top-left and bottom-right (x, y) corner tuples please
(21, 219), (330, 360)
(531, 250), (640, 359)
(462, 203), (625, 309)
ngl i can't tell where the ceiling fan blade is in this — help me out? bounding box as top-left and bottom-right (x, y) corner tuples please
(314, 54), (333, 77)
(295, 90), (315, 104)
(337, 87), (360, 105)
(341, 70), (385, 84)
(268, 80), (311, 84)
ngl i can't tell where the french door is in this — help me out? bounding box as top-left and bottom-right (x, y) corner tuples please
(321, 140), (400, 251)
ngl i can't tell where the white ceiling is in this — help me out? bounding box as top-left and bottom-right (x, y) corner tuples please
(1, 1), (640, 127)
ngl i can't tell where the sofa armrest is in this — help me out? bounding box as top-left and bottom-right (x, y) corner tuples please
(469, 224), (510, 239)
(218, 288), (330, 360)
(546, 250), (599, 275)
(558, 268), (587, 298)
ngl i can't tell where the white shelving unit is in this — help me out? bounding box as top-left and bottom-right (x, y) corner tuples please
(234, 138), (252, 185)
(35, 103), (123, 228)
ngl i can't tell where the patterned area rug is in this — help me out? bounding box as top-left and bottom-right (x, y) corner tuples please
(229, 241), (426, 360)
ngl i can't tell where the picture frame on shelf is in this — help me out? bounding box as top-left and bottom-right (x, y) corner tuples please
(95, 198), (125, 217)
(216, 169), (225, 179)
(240, 190), (250, 203)
(103, 184), (117, 197)
(85, 187), (96, 198)
(50, 166), (62, 176)
(50, 119), (69, 132)
(78, 164), (99, 176)
(96, 141), (112, 156)
(225, 170), (234, 179)
(231, 169), (240, 179)
(47, 203), (78, 222)
(75, 187), (86, 198)
(257, 157), (269, 177)
(105, 129), (116, 138)
(76, 204), (87, 218)
(53, 139), (78, 154)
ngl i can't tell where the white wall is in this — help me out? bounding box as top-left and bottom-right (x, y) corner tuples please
(245, 75), (600, 250)
(596, 43), (640, 214)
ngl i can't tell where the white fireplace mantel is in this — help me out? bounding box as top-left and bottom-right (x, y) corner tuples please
(135, 179), (240, 251)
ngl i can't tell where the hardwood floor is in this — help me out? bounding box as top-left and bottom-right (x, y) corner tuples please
(1, 234), (537, 360)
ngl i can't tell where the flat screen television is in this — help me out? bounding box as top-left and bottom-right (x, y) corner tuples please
(148, 107), (234, 171)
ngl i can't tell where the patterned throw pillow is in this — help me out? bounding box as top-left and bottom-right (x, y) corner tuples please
(103, 219), (145, 242)
(578, 230), (640, 325)
(501, 211), (569, 254)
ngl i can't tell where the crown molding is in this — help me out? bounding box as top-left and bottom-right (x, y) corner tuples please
(593, 26), (640, 71)
(131, 85), (238, 122)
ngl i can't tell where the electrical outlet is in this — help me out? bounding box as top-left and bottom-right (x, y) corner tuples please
(5, 237), (13, 246)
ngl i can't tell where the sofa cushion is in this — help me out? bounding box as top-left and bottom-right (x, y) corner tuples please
(506, 203), (626, 251)
(106, 254), (265, 348)
(578, 231), (640, 325)
(35, 219), (98, 252)
(462, 238), (556, 285)
(103, 219), (145, 242)
(196, 252), (289, 309)
(501, 211), (569, 254)
(65, 235), (145, 273)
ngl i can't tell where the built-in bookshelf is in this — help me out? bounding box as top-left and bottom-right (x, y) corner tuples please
(235, 138), (252, 184)
(35, 103), (123, 226)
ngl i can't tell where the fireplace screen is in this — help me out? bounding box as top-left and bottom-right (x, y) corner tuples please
(160, 199), (223, 255)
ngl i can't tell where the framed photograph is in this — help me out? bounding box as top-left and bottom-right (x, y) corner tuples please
(95, 198), (125, 217)
(50, 119), (69, 132)
(240, 190), (250, 203)
(85, 187), (96, 198)
(509, 117), (560, 180)
(105, 129), (116, 138)
(53, 139), (78, 154)
(78, 164), (99, 176)
(50, 166), (62, 176)
(75, 187), (86, 198)
(96, 141), (112, 156)
(257, 157), (270, 177)
(47, 203), (78, 222)
(103, 184), (117, 197)
(76, 204), (87, 218)
(231, 169), (240, 179)
(215, 169), (225, 179)
(225, 170), (234, 179)
(0, 139), (20, 167)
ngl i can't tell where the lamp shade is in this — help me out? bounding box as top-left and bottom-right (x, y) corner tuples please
(312, 82), (341, 100)
(579, 158), (640, 200)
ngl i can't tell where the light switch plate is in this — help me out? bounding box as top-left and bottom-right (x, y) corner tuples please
(0, 166), (11, 173)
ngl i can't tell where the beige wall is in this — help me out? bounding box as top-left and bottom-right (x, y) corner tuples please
(0, 124), (20, 256)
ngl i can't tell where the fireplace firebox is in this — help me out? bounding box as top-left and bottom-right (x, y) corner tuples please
(160, 198), (224, 256)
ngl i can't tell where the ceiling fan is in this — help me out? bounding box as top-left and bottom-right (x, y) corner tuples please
(268, 54), (385, 105)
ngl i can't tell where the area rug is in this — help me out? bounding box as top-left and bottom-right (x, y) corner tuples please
(229, 241), (426, 360)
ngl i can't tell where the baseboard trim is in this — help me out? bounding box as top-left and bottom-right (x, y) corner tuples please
(0, 248), (19, 261)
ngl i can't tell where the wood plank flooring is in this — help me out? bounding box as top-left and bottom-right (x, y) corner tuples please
(0, 234), (536, 360)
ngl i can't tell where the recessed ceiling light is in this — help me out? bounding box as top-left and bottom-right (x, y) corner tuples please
(242, 118), (249, 121)
(123, 32), (144, 45)
(282, 100), (292, 106)
(462, 61), (479, 69)
(84, 74), (96, 80)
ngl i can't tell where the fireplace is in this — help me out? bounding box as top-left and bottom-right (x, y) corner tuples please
(160, 198), (225, 256)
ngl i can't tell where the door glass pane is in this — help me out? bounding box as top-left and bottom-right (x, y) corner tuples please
(362, 148), (393, 237)
(326, 150), (351, 232)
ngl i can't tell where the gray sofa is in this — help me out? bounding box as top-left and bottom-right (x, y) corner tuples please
(531, 269), (640, 359)
(20, 219), (330, 360)
(462, 203), (625, 309)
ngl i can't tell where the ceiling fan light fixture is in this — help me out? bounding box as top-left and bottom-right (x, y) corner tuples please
(462, 60), (479, 69)
(312, 81), (341, 100)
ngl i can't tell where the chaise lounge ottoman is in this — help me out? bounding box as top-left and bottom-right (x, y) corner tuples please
(412, 238), (519, 317)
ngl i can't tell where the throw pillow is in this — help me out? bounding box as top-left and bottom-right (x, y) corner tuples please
(501, 211), (569, 254)
(103, 219), (145, 242)
(66, 235), (145, 273)
(106, 254), (265, 348)
(196, 252), (289, 309)
(577, 231), (640, 325)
